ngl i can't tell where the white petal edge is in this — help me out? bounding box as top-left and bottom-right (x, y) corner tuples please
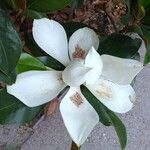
(85, 47), (103, 85)
(33, 18), (69, 66)
(101, 55), (143, 85)
(131, 33), (147, 53)
(87, 78), (136, 113)
(69, 27), (99, 60)
(7, 71), (65, 107)
(60, 87), (99, 146)
(62, 60), (92, 87)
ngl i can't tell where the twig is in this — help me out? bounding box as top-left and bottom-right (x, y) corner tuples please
(104, 9), (118, 33)
(71, 141), (81, 150)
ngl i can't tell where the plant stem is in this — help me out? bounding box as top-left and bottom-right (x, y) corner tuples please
(71, 141), (81, 150)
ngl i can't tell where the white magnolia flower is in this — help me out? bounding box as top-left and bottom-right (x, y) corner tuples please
(7, 18), (143, 146)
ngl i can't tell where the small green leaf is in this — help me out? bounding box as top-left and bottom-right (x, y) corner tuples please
(0, 9), (22, 84)
(23, 9), (47, 19)
(0, 89), (43, 124)
(16, 53), (46, 73)
(27, 0), (71, 12)
(81, 85), (127, 150)
(98, 34), (142, 58)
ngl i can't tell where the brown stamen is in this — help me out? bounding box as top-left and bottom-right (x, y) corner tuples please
(96, 83), (112, 99)
(70, 92), (83, 107)
(72, 45), (86, 59)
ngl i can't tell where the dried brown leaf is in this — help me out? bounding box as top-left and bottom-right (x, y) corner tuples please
(44, 98), (59, 117)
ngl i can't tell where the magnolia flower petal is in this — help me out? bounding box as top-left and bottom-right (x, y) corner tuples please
(87, 78), (136, 113)
(101, 55), (143, 84)
(69, 27), (99, 60)
(85, 47), (103, 85)
(60, 87), (99, 146)
(33, 18), (69, 66)
(62, 60), (92, 87)
(7, 71), (65, 107)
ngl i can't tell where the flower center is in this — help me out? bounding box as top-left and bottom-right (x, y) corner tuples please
(96, 83), (113, 99)
(62, 60), (91, 87)
(72, 45), (86, 59)
(70, 92), (83, 107)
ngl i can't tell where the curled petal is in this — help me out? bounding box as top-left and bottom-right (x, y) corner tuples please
(87, 78), (136, 113)
(101, 55), (143, 84)
(69, 27), (99, 60)
(60, 87), (99, 146)
(33, 18), (69, 66)
(7, 71), (65, 107)
(85, 47), (103, 85)
(62, 60), (92, 87)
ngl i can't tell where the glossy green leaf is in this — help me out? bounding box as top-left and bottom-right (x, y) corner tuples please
(16, 53), (46, 73)
(98, 34), (142, 58)
(27, 0), (71, 12)
(0, 9), (22, 84)
(0, 70), (16, 85)
(81, 85), (127, 150)
(0, 89), (43, 124)
(23, 9), (47, 19)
